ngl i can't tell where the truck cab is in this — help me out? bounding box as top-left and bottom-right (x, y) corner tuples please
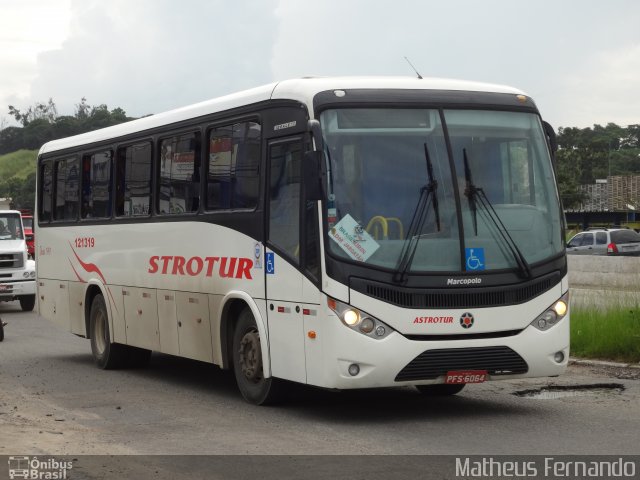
(0, 210), (36, 311)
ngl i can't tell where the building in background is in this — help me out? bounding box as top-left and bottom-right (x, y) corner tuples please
(566, 176), (639, 228)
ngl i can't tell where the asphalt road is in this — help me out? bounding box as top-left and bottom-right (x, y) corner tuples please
(1, 301), (639, 465)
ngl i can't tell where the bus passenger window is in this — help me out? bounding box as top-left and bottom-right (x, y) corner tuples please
(54, 156), (79, 221)
(40, 162), (53, 223)
(81, 151), (112, 219)
(116, 142), (151, 217)
(159, 133), (201, 214)
(207, 121), (260, 210)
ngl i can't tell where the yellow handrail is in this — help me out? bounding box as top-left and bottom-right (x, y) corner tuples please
(366, 216), (389, 239)
(386, 217), (404, 239)
(365, 216), (405, 240)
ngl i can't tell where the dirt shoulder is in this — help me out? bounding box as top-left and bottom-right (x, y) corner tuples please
(0, 374), (133, 455)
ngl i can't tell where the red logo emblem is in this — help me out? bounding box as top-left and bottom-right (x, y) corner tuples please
(460, 312), (474, 329)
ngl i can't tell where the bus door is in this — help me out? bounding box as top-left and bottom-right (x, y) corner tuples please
(265, 137), (307, 383)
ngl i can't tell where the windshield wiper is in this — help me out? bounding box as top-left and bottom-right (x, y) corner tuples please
(463, 148), (532, 279)
(393, 143), (440, 283)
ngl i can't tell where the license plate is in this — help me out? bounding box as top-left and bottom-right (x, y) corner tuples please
(445, 370), (488, 384)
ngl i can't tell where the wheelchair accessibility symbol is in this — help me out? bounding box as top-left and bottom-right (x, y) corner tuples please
(465, 248), (485, 271)
(266, 252), (275, 275)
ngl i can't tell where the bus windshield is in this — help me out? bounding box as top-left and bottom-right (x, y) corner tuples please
(320, 108), (563, 274)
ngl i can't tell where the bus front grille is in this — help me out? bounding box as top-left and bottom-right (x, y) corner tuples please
(353, 272), (560, 309)
(395, 346), (528, 382)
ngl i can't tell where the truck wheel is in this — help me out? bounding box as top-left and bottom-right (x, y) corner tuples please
(19, 295), (36, 312)
(89, 294), (127, 369)
(416, 384), (465, 396)
(232, 308), (284, 405)
(0, 320), (4, 342)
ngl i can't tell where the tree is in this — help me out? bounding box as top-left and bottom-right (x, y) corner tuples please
(54, 115), (81, 138)
(22, 118), (54, 149)
(2, 97), (135, 153)
(0, 126), (24, 155)
(75, 97), (90, 121)
(8, 98), (58, 127)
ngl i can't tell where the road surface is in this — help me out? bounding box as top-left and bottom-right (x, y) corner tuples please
(1, 301), (638, 462)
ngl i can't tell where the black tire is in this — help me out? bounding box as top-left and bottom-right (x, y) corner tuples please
(232, 308), (284, 405)
(19, 294), (36, 312)
(0, 320), (4, 342)
(415, 384), (466, 396)
(89, 294), (129, 369)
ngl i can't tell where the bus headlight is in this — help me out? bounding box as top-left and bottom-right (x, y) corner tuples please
(343, 309), (360, 326)
(531, 292), (569, 331)
(327, 298), (394, 340)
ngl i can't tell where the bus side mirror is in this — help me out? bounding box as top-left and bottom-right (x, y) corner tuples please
(308, 119), (324, 152)
(543, 121), (558, 158)
(303, 151), (323, 201)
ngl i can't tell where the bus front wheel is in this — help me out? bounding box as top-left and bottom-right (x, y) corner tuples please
(232, 308), (283, 405)
(415, 384), (465, 396)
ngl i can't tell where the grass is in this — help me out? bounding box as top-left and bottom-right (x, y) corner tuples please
(0, 149), (38, 180)
(571, 303), (640, 363)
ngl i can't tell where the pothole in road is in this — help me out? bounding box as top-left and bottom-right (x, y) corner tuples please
(513, 383), (625, 399)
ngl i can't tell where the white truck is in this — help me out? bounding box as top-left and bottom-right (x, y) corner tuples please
(0, 210), (36, 311)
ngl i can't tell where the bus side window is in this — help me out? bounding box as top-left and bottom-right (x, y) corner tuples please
(207, 121), (260, 211)
(54, 156), (79, 221)
(116, 142), (152, 217)
(268, 141), (301, 263)
(81, 150), (112, 219)
(40, 161), (53, 223)
(158, 133), (200, 214)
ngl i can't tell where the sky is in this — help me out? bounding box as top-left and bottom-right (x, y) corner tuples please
(1, 0), (639, 130)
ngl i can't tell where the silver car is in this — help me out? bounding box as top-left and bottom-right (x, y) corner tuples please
(566, 228), (640, 256)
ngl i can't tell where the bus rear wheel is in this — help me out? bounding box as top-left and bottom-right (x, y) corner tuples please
(415, 384), (465, 396)
(232, 308), (283, 405)
(89, 294), (150, 369)
(90, 294), (123, 369)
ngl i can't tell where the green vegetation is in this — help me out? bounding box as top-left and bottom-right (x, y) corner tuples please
(1, 97), (134, 155)
(0, 149), (37, 210)
(0, 97), (135, 210)
(557, 123), (640, 209)
(0, 149), (37, 179)
(571, 304), (640, 363)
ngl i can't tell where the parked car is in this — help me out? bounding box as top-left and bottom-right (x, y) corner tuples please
(566, 228), (640, 256)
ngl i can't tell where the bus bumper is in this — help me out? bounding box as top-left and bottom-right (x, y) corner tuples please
(312, 314), (569, 390)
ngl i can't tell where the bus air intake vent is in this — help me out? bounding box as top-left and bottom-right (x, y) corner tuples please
(352, 273), (559, 309)
(395, 346), (528, 382)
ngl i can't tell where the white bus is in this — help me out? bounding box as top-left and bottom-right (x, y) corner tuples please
(36, 77), (569, 404)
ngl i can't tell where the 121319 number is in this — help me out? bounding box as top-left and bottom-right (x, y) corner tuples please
(74, 237), (95, 248)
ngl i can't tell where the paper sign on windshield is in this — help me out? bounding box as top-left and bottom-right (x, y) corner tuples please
(329, 214), (380, 262)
